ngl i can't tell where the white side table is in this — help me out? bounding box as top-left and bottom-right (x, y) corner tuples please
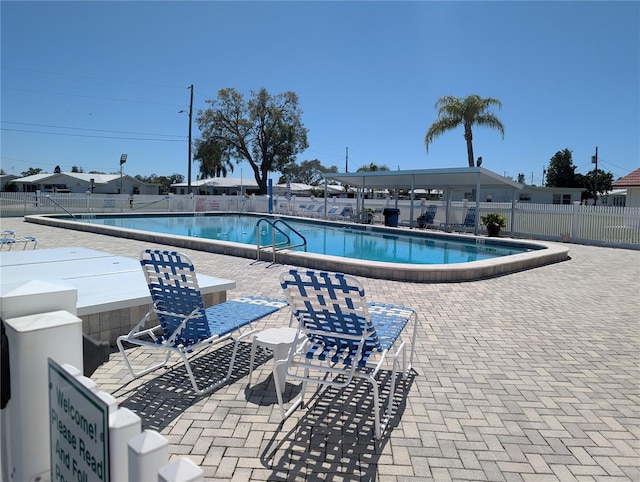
(248, 327), (300, 394)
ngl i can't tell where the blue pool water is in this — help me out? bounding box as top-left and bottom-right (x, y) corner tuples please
(81, 214), (537, 265)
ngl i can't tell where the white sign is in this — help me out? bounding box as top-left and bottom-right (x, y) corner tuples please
(49, 359), (109, 482)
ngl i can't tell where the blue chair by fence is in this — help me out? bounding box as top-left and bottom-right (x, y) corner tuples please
(274, 269), (417, 439)
(418, 205), (438, 228)
(447, 207), (477, 233)
(117, 249), (287, 395)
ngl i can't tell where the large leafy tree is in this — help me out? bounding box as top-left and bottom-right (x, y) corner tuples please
(545, 149), (580, 187)
(193, 138), (234, 179)
(21, 167), (43, 177)
(278, 159), (338, 185)
(424, 95), (505, 167)
(196, 88), (309, 194)
(135, 173), (184, 194)
(576, 169), (614, 201)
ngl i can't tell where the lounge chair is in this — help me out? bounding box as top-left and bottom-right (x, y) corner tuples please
(302, 204), (319, 216)
(274, 269), (417, 439)
(117, 249), (287, 395)
(0, 230), (37, 250)
(442, 207), (477, 233)
(326, 205), (342, 219)
(417, 205), (438, 228)
(310, 204), (326, 218)
(327, 205), (354, 221)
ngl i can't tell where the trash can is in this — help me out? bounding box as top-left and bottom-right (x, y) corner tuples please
(382, 208), (400, 227)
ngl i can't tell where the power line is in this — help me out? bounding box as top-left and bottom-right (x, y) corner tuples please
(1, 127), (184, 142)
(2, 121), (184, 138)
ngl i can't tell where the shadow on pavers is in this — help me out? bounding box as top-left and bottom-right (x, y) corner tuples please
(261, 370), (416, 482)
(112, 342), (269, 431)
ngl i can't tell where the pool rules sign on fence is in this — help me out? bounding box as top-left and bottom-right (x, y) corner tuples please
(48, 359), (110, 482)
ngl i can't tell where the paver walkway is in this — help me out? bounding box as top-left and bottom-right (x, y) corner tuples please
(2, 217), (639, 481)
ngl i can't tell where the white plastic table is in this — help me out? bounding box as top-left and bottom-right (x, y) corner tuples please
(248, 327), (301, 395)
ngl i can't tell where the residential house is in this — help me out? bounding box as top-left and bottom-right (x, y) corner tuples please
(172, 177), (260, 195)
(11, 172), (159, 195)
(612, 168), (640, 207)
(0, 174), (20, 191)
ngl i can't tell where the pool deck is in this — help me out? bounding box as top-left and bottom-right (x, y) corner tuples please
(2, 217), (639, 481)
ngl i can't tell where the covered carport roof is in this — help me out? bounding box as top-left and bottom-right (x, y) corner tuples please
(323, 167), (523, 190)
(323, 167), (523, 234)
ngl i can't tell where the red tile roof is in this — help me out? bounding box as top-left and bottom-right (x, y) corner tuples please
(613, 168), (640, 187)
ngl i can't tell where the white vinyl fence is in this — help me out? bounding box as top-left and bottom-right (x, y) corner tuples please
(1, 192), (638, 249)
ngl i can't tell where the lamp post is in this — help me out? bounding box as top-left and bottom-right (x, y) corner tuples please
(119, 154), (127, 194)
(179, 84), (194, 194)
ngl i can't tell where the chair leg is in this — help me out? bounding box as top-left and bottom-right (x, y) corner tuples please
(364, 373), (383, 440)
(184, 328), (258, 395)
(247, 337), (258, 387)
(116, 336), (172, 379)
(224, 328), (258, 381)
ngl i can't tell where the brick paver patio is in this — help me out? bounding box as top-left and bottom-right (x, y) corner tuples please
(3, 217), (639, 481)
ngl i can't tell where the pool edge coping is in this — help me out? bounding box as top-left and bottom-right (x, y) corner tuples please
(24, 213), (570, 283)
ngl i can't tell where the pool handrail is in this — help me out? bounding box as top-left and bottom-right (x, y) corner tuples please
(45, 195), (76, 219)
(255, 218), (307, 264)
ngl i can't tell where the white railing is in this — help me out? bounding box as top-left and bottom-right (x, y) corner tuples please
(2, 193), (638, 249)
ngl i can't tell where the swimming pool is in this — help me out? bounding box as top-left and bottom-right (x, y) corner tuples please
(26, 213), (570, 282)
(81, 214), (535, 265)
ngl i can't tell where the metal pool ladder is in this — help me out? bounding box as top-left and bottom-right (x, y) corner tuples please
(255, 218), (307, 264)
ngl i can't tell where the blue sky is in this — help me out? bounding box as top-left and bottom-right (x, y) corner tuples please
(1, 1), (638, 186)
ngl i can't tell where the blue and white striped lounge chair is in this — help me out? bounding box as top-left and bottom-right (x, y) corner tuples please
(301, 204), (319, 217)
(442, 207), (477, 233)
(326, 205), (342, 219)
(309, 204), (326, 218)
(418, 205), (438, 228)
(326, 205), (353, 221)
(457, 207), (477, 233)
(117, 249), (287, 395)
(274, 269), (417, 439)
(0, 230), (37, 250)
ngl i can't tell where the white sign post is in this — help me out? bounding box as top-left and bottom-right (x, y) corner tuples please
(49, 359), (110, 482)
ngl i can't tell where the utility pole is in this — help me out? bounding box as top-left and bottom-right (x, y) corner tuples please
(188, 84), (194, 194)
(345, 147), (349, 173)
(592, 146), (598, 205)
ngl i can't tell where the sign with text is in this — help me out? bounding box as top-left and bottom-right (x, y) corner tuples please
(48, 359), (110, 482)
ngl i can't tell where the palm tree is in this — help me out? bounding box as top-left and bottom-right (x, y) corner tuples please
(357, 162), (390, 172)
(424, 95), (505, 167)
(194, 138), (234, 179)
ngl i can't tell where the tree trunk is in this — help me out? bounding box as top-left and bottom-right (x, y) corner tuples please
(464, 124), (474, 167)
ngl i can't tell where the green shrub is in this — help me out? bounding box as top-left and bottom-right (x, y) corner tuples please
(480, 212), (506, 228)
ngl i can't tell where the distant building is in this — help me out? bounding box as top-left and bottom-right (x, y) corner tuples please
(0, 174), (20, 191)
(600, 189), (627, 207)
(172, 177), (260, 195)
(445, 185), (584, 204)
(10, 172), (159, 195)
